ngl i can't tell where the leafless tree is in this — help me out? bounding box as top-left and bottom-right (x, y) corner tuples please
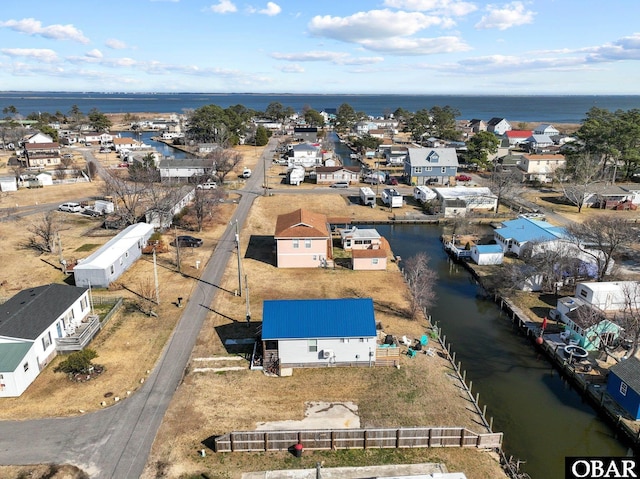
(209, 148), (243, 183)
(618, 282), (640, 358)
(192, 188), (225, 232)
(23, 211), (60, 253)
(490, 168), (521, 215)
(101, 170), (148, 225)
(556, 153), (606, 213)
(565, 216), (635, 282)
(520, 241), (588, 291)
(403, 252), (438, 320)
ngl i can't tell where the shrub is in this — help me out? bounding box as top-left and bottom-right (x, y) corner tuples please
(54, 349), (98, 374)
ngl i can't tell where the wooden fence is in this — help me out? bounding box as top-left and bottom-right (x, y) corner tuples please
(213, 427), (502, 453)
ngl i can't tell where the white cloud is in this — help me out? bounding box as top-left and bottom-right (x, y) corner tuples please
(0, 18), (89, 43)
(208, 0), (237, 14)
(271, 50), (384, 65)
(1, 48), (59, 63)
(361, 36), (470, 55)
(383, 0), (477, 16)
(86, 49), (104, 59)
(475, 2), (535, 30)
(278, 64), (304, 73)
(105, 39), (128, 50)
(259, 2), (281, 16)
(586, 33), (640, 62)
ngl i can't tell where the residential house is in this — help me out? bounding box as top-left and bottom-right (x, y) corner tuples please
(503, 130), (533, 146)
(274, 209), (333, 268)
(82, 132), (115, 145)
(23, 132), (53, 144)
(158, 158), (216, 183)
(487, 118), (512, 135)
(113, 137), (143, 152)
(22, 142), (61, 168)
(315, 166), (360, 185)
(0, 284), (93, 397)
(404, 148), (459, 186)
(197, 143), (221, 155)
(522, 135), (555, 153)
(555, 295), (622, 351)
(74, 223), (155, 288)
(470, 244), (504, 265)
(495, 153), (525, 171)
(340, 227), (382, 251)
(145, 186), (195, 229)
(607, 357), (640, 420)
(493, 217), (566, 256)
(575, 281), (638, 312)
(367, 129), (386, 139)
(433, 186), (498, 217)
(287, 143), (321, 168)
(19, 171), (53, 188)
(355, 121), (377, 135)
(517, 154), (566, 183)
(0, 176), (17, 192)
(534, 124), (560, 136)
(586, 184), (640, 209)
(261, 298), (378, 373)
(293, 127), (319, 142)
(352, 246), (388, 271)
(382, 146), (408, 166)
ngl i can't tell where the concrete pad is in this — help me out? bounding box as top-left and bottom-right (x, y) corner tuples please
(256, 401), (360, 430)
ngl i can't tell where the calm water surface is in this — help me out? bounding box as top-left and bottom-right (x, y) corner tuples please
(375, 224), (629, 479)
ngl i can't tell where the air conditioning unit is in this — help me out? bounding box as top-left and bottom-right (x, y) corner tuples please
(322, 349), (333, 359)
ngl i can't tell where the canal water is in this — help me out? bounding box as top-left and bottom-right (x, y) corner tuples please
(375, 224), (629, 479)
(116, 130), (193, 159)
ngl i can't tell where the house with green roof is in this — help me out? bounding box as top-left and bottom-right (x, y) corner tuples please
(0, 284), (91, 397)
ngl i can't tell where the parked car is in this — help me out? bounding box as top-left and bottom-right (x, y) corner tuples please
(330, 181), (350, 188)
(58, 202), (82, 213)
(118, 162), (129, 168)
(455, 174), (472, 182)
(518, 213), (546, 220)
(196, 182), (218, 190)
(242, 168), (252, 178)
(170, 235), (203, 247)
(387, 177), (398, 185)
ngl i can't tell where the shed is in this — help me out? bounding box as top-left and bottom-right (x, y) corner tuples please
(607, 357), (640, 420)
(470, 244), (504, 265)
(73, 223), (154, 288)
(0, 176), (17, 192)
(261, 298), (377, 372)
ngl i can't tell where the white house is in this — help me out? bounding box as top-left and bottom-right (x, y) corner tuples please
(145, 187), (195, 229)
(493, 217), (566, 256)
(0, 284), (92, 397)
(517, 154), (566, 183)
(574, 281), (639, 312)
(470, 244), (504, 265)
(534, 124), (560, 136)
(340, 227), (382, 251)
(287, 143), (321, 168)
(158, 158), (216, 182)
(487, 118), (512, 135)
(261, 298), (378, 373)
(433, 186), (498, 216)
(74, 223), (155, 288)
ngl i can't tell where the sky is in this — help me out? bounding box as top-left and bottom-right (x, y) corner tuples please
(0, 1), (639, 95)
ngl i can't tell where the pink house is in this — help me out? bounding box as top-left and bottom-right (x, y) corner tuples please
(351, 238), (390, 271)
(274, 209), (334, 268)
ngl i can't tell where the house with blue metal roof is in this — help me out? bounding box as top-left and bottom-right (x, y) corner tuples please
(0, 284), (92, 397)
(493, 217), (566, 257)
(261, 298), (378, 373)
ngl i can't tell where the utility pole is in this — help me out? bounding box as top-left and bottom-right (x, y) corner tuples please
(232, 219), (242, 296)
(174, 227), (181, 273)
(153, 247), (160, 305)
(245, 274), (251, 327)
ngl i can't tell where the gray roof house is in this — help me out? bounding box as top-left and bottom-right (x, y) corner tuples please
(0, 284), (93, 397)
(404, 148), (459, 186)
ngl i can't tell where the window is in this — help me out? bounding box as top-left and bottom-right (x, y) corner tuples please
(23, 362), (29, 372)
(372, 258), (379, 265)
(425, 166), (432, 172)
(308, 339), (318, 352)
(292, 239), (299, 249)
(125, 251), (129, 258)
(42, 331), (52, 350)
(579, 288), (588, 298)
(414, 167), (422, 173)
(81, 297), (88, 311)
(119, 257), (123, 265)
(110, 265), (115, 275)
(305, 239), (311, 249)
(441, 167), (447, 173)
(620, 382), (628, 396)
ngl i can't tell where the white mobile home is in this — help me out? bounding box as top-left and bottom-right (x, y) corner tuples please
(381, 188), (403, 208)
(74, 223), (154, 288)
(359, 187), (376, 206)
(574, 281), (639, 312)
(413, 185), (436, 203)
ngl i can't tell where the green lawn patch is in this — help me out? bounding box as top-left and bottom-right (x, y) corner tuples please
(75, 243), (100, 253)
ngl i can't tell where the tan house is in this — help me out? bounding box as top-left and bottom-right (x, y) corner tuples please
(518, 154), (565, 183)
(315, 166), (360, 185)
(274, 209), (333, 268)
(23, 142), (61, 168)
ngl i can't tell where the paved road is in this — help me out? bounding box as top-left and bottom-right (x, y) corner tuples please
(0, 139), (278, 478)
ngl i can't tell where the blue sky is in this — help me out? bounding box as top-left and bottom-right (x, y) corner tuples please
(0, 0), (639, 94)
